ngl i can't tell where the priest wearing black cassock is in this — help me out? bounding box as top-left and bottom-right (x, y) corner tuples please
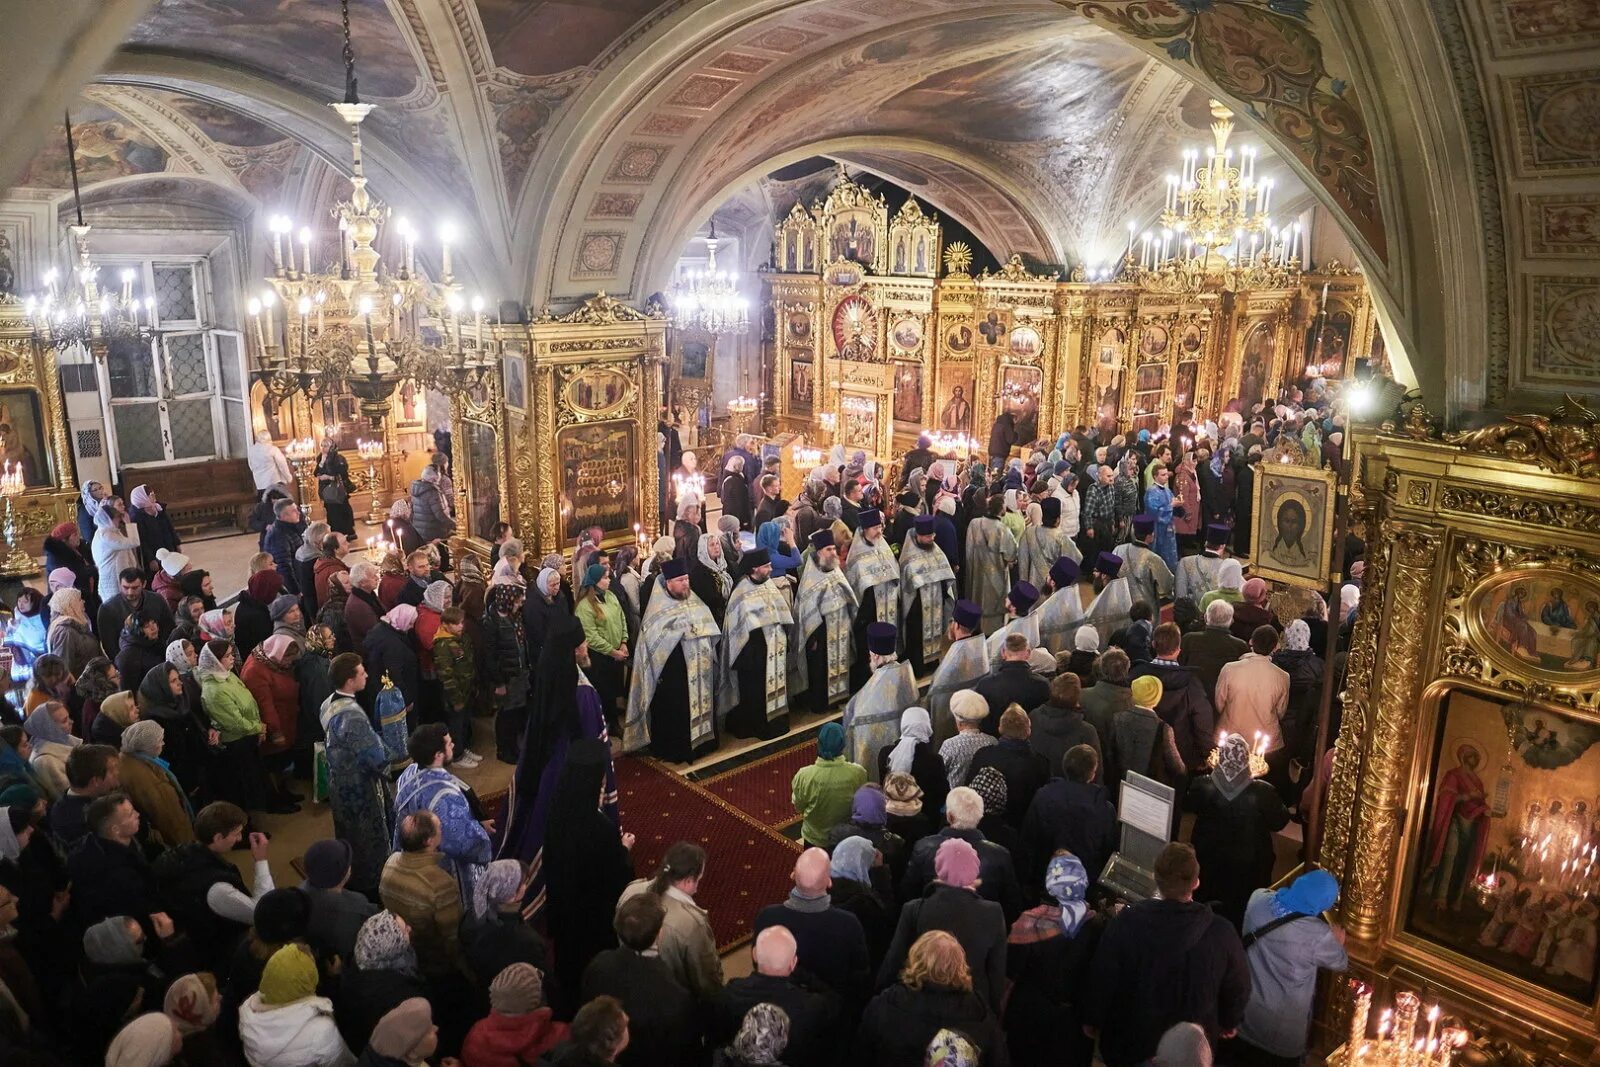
(720, 549), (794, 740)
(793, 528), (858, 717)
(623, 557), (723, 764)
(845, 507), (900, 691)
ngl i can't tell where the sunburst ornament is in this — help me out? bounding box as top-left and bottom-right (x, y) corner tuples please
(943, 241), (973, 276)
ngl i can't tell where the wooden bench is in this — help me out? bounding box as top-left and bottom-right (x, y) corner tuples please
(125, 458), (258, 534)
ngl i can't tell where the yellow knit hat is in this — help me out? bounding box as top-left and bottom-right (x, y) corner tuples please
(1130, 675), (1163, 709)
(258, 944), (318, 1005)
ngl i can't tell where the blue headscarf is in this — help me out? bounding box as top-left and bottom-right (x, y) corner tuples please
(1044, 852), (1091, 935)
(831, 836), (875, 885)
(818, 722), (846, 760)
(756, 521), (782, 556)
(1272, 868), (1339, 917)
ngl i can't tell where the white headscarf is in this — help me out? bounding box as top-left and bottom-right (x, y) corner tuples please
(1074, 627), (1101, 652)
(1216, 558), (1244, 592)
(888, 707), (932, 775)
(1283, 619), (1311, 652)
(536, 567), (560, 598)
(1340, 583), (1361, 618)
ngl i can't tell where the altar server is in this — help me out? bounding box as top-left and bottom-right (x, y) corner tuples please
(1018, 496), (1081, 591)
(624, 558), (722, 763)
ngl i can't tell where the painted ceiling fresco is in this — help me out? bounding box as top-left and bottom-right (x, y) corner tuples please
(18, 103), (169, 189)
(474, 0), (673, 76)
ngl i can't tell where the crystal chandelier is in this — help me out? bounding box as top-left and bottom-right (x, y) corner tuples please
(667, 221), (749, 335)
(1079, 99), (1304, 294)
(20, 115), (157, 359)
(251, 0), (494, 422)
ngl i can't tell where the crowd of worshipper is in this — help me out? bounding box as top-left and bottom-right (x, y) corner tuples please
(0, 381), (1364, 1066)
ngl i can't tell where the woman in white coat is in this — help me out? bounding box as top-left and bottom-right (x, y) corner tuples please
(91, 500), (141, 594)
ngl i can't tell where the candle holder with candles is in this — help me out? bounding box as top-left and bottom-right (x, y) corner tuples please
(727, 395), (759, 435)
(357, 437), (387, 525)
(0, 462), (31, 576)
(1333, 981), (1471, 1067)
(284, 437), (318, 508)
(1205, 730), (1271, 779)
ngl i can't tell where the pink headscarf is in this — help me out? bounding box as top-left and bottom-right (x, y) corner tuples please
(934, 838), (980, 889)
(1242, 577), (1270, 606)
(47, 567), (77, 593)
(260, 634), (297, 663)
(129, 485), (160, 515)
(383, 604), (418, 632)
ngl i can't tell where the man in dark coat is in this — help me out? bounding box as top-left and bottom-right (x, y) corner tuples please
(1180, 601), (1250, 703)
(298, 838), (379, 964)
(1133, 622), (1217, 768)
(751, 848), (870, 1009)
(964, 705), (1050, 827)
(900, 435), (936, 487)
(972, 636), (1051, 735)
(710, 926), (839, 1067)
(752, 474), (789, 529)
(96, 568), (175, 660)
(1021, 744), (1117, 889)
(1028, 671), (1102, 778)
(839, 479), (864, 532)
(899, 786), (1023, 923)
(1083, 842), (1251, 1067)
(580, 894), (701, 1067)
(67, 792), (158, 931)
(262, 498), (307, 595)
(719, 455), (752, 530)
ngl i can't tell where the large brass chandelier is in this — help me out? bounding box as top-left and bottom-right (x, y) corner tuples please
(1089, 100), (1303, 294)
(20, 117), (157, 359)
(667, 221), (749, 336)
(251, 0), (494, 423)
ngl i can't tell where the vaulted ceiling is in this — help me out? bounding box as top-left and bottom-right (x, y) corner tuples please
(2, 0), (1595, 420)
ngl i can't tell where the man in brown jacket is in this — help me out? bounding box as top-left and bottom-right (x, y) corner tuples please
(380, 810), (465, 978)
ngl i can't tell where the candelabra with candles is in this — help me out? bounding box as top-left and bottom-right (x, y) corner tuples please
(0, 463), (31, 576)
(249, 3), (496, 423)
(363, 532), (396, 565)
(1205, 730), (1271, 779)
(794, 447), (824, 470)
(727, 395), (759, 435)
(667, 220), (750, 336)
(927, 431), (982, 462)
(357, 438), (387, 524)
(1335, 982), (1471, 1067)
(817, 411), (838, 445)
(283, 437), (318, 508)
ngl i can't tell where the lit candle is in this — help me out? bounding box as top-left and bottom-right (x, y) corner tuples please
(248, 297), (267, 354)
(261, 290), (278, 351)
(298, 227), (313, 275)
(1348, 980), (1371, 1051)
(1425, 1005), (1439, 1052)
(269, 215), (289, 274)
(297, 295), (311, 354)
(471, 294), (485, 348)
(1126, 220), (1136, 257)
(338, 217), (350, 278)
(438, 221), (457, 280)
(359, 295), (376, 358)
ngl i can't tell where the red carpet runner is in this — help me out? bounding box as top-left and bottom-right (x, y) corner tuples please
(699, 741), (819, 831)
(613, 755), (801, 952)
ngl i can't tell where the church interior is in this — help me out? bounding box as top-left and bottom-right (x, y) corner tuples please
(0, 1), (1598, 1065)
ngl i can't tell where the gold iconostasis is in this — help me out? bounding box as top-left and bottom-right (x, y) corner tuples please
(765, 171), (1382, 458)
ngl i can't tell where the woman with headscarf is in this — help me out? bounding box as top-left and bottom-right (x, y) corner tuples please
(539, 738), (635, 1014)
(1233, 868), (1347, 1065)
(608, 546), (643, 648)
(361, 605), (419, 721)
(1272, 618), (1326, 800)
(22, 701), (79, 800)
(77, 479), (109, 543)
(499, 614), (617, 874)
(117, 611), (168, 693)
(485, 582), (530, 763)
(876, 707), (949, 827)
(166, 638), (203, 712)
(46, 586), (100, 676)
(236, 569), (285, 662)
(829, 833), (896, 963)
(119, 719), (195, 848)
(164, 971), (224, 1065)
(3, 587), (45, 672)
(1184, 732), (1290, 929)
(24, 654), (74, 722)
(138, 661), (208, 801)
(1112, 453), (1142, 546)
(375, 548), (409, 613)
(1003, 850), (1103, 1067)
(576, 564), (629, 734)
(238, 943), (354, 1067)
(1199, 558), (1244, 613)
(76, 656), (122, 736)
(453, 554), (488, 665)
(179, 567), (217, 612)
(105, 1012), (182, 1067)
(522, 566), (567, 676)
(1172, 449), (1202, 550)
(714, 1001), (791, 1067)
(1229, 576), (1281, 643)
(92, 499), (143, 605)
(198, 638), (274, 815)
(690, 531), (732, 625)
(756, 519), (801, 582)
(461, 858), (548, 987)
(129, 485), (182, 575)
(46, 518), (100, 613)
(383, 498), (422, 559)
(337, 911), (427, 1055)
(90, 689), (138, 747)
(241, 634), (303, 808)
(313, 436), (357, 538)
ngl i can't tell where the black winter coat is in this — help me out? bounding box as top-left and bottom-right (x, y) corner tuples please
(1020, 779), (1117, 892)
(972, 662), (1051, 736)
(233, 595), (274, 662)
(1004, 913), (1105, 1067)
(965, 738), (1050, 827)
(1026, 702), (1101, 779)
(876, 740), (950, 821)
(1179, 626), (1249, 703)
(361, 621), (419, 710)
(858, 980), (1008, 1066)
(579, 949), (701, 1067)
(877, 883), (1008, 1010)
(1130, 659), (1216, 769)
(1083, 898), (1250, 1067)
(133, 508), (182, 573)
(709, 972), (839, 1067)
(1185, 777), (1290, 929)
(900, 828), (1023, 923)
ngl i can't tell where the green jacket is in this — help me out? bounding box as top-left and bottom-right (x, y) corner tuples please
(434, 631), (474, 710)
(578, 591), (628, 656)
(791, 756), (867, 847)
(201, 671), (263, 743)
